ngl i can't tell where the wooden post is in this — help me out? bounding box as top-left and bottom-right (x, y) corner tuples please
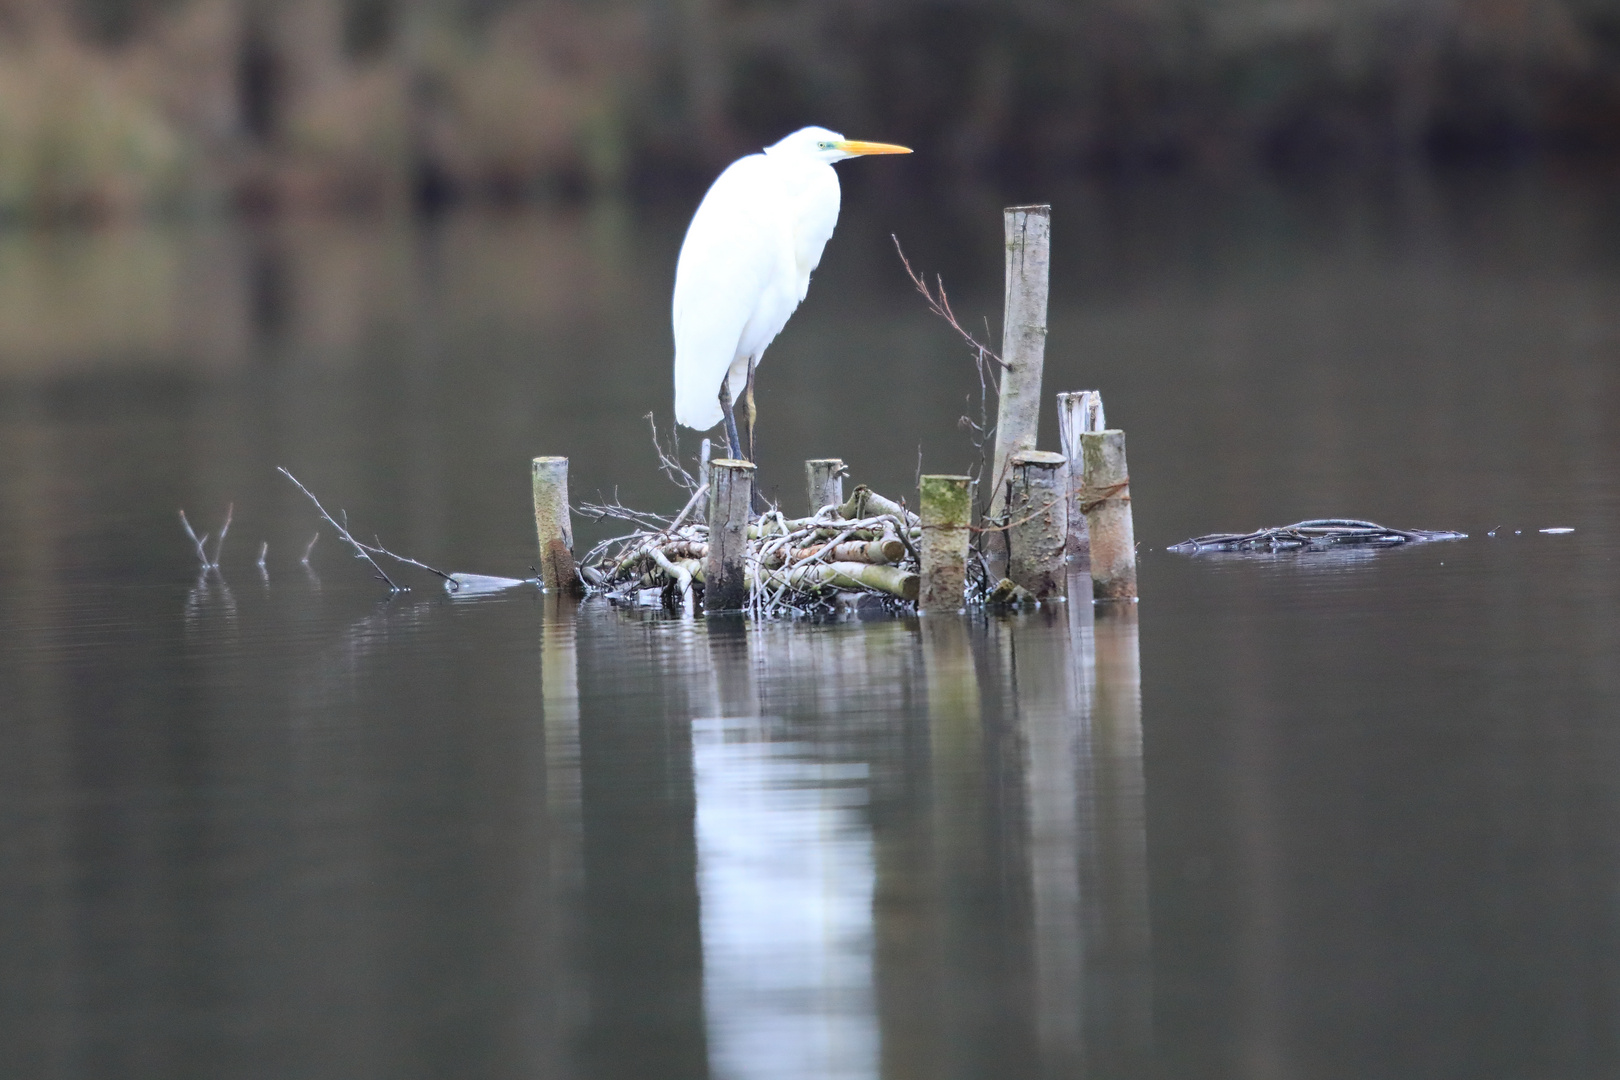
(1007, 451), (1068, 599)
(1057, 391), (1106, 567)
(919, 474), (973, 612)
(1079, 431), (1137, 601)
(987, 204), (1052, 578)
(533, 456), (583, 596)
(805, 458), (845, 516)
(705, 458), (755, 612)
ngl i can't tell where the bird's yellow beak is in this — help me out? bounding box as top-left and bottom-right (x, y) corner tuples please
(834, 140), (913, 155)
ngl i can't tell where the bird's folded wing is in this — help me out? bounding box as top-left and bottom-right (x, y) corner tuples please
(673, 156), (792, 430)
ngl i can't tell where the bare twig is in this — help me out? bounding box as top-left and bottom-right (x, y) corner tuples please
(276, 467), (402, 592)
(179, 510), (210, 569)
(669, 483), (709, 533)
(646, 413), (697, 491)
(301, 532), (319, 564)
(212, 504), (233, 567)
(892, 235), (1009, 371)
(257, 541), (268, 568)
(361, 536), (459, 590)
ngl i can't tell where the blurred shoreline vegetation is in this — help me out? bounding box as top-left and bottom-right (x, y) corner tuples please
(0, 0), (1613, 220)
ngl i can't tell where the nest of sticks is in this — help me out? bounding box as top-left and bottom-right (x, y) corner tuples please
(578, 484), (934, 618)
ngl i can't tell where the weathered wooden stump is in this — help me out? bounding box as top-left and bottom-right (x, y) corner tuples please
(805, 458), (846, 515)
(705, 458), (755, 612)
(532, 456), (583, 595)
(1079, 431), (1137, 601)
(987, 204), (1051, 579)
(919, 474), (973, 612)
(1007, 450), (1068, 599)
(1057, 390), (1106, 568)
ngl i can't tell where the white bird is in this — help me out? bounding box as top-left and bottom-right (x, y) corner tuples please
(672, 126), (912, 459)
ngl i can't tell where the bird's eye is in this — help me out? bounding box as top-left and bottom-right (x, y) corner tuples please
(817, 141), (833, 150)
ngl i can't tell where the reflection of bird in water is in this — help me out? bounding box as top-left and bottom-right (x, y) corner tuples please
(672, 127), (911, 460)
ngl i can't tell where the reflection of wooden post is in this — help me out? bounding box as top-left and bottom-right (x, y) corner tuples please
(1057, 391), (1105, 567)
(1085, 606), (1153, 1065)
(806, 458), (845, 515)
(1007, 451), (1067, 599)
(1080, 431), (1137, 601)
(705, 458), (754, 612)
(1008, 611), (1083, 1074)
(538, 592), (583, 1075)
(918, 474), (973, 612)
(533, 457), (583, 595)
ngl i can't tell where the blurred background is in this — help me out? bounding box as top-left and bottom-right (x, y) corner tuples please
(0, 0), (1615, 220)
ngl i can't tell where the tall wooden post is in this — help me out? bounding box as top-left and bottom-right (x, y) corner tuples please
(1079, 432), (1137, 601)
(1007, 451), (1068, 599)
(987, 204), (1052, 577)
(918, 474), (973, 612)
(533, 456), (583, 595)
(1057, 391), (1106, 567)
(805, 458), (845, 516)
(705, 458), (755, 612)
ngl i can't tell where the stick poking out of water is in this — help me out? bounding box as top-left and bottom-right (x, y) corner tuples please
(180, 504), (232, 570)
(277, 467), (402, 591)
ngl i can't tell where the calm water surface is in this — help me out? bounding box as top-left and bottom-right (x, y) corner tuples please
(2, 170), (1619, 1079)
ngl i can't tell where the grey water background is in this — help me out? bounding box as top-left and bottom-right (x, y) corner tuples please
(2, 166), (1619, 1079)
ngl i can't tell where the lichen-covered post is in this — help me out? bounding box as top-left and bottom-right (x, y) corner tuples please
(533, 456), (583, 596)
(987, 204), (1052, 578)
(705, 458), (755, 613)
(1007, 451), (1068, 599)
(1057, 390), (1106, 567)
(1079, 431), (1137, 601)
(919, 474), (973, 612)
(805, 458), (845, 515)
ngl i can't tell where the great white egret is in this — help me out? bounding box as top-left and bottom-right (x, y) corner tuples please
(672, 126), (912, 460)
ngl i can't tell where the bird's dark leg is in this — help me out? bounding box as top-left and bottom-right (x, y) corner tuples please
(743, 358), (758, 463)
(718, 380), (743, 460)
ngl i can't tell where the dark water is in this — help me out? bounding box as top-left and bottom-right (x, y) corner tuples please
(2, 168), (1619, 1079)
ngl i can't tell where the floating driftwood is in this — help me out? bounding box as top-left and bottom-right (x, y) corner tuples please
(1168, 519), (1466, 554)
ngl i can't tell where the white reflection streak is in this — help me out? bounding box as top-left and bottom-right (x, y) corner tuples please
(694, 717), (879, 1080)
(1014, 614), (1085, 1068)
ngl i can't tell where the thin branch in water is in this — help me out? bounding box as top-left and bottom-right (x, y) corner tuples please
(362, 535), (459, 591)
(179, 510), (210, 569)
(257, 541), (268, 568)
(646, 412), (697, 491)
(892, 235), (1009, 371)
(301, 532), (320, 564)
(276, 467), (402, 592)
(212, 503), (233, 567)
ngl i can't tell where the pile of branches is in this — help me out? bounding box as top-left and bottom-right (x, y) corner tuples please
(579, 483), (927, 618)
(1168, 518), (1467, 554)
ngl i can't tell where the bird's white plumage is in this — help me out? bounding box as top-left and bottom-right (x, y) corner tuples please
(672, 127), (851, 431)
